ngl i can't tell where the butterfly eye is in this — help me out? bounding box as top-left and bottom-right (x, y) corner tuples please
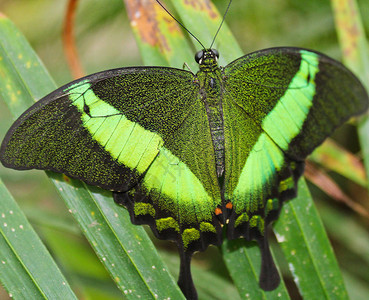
(211, 48), (219, 59)
(195, 50), (204, 64)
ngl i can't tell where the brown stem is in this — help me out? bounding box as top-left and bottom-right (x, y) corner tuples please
(63, 0), (84, 79)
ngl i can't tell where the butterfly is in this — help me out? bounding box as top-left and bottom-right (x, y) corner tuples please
(0, 5), (368, 300)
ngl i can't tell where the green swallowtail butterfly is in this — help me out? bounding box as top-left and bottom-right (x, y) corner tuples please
(0, 3), (368, 300)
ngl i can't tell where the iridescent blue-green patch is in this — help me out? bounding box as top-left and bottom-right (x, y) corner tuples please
(235, 213), (250, 228)
(156, 217), (180, 232)
(250, 215), (264, 232)
(200, 222), (216, 233)
(265, 198), (279, 215)
(279, 177), (295, 193)
(134, 203), (155, 217)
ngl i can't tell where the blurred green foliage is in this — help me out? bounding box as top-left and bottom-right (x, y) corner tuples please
(1, 0), (367, 84)
(0, 0), (368, 299)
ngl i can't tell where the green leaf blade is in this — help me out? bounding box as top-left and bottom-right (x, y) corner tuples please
(123, 0), (194, 69)
(0, 179), (77, 299)
(222, 239), (290, 300)
(170, 0), (243, 64)
(274, 179), (349, 299)
(309, 139), (367, 187)
(0, 14), (55, 118)
(330, 0), (369, 190)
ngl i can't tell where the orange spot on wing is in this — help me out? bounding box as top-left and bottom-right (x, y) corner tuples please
(226, 202), (233, 210)
(215, 207), (222, 215)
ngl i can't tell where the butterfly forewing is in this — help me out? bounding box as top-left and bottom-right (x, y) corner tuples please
(0, 67), (222, 242)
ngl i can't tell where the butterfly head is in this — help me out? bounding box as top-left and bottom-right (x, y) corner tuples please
(195, 49), (219, 67)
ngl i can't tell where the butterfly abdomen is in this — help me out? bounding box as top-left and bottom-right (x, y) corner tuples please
(197, 68), (225, 179)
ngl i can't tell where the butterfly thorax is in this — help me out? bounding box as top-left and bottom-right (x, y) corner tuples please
(196, 49), (219, 73)
(195, 51), (225, 181)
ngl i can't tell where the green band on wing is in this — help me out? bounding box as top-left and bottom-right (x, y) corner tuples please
(143, 148), (217, 224)
(232, 133), (284, 213)
(231, 51), (319, 214)
(68, 81), (216, 223)
(262, 51), (319, 150)
(68, 81), (162, 174)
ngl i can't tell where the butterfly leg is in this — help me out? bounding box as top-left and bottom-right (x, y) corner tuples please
(257, 235), (280, 291)
(177, 247), (197, 300)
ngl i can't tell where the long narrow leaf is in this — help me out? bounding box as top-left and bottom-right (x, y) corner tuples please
(330, 0), (369, 189)
(222, 239), (290, 300)
(0, 14), (55, 118)
(170, 0), (242, 66)
(309, 139), (367, 187)
(123, 0), (194, 69)
(274, 179), (348, 299)
(0, 178), (77, 299)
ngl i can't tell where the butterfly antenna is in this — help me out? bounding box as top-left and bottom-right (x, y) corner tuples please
(155, 0), (206, 50)
(210, 0), (232, 49)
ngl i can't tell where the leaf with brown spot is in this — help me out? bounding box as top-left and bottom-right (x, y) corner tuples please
(124, 0), (193, 68)
(183, 0), (217, 19)
(170, 0), (242, 66)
